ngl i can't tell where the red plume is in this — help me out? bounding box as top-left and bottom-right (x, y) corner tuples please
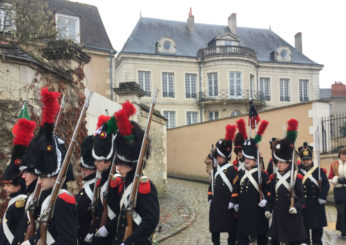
(236, 118), (248, 139)
(96, 115), (111, 129)
(287, 118), (299, 131)
(40, 87), (61, 125)
(121, 100), (136, 118)
(256, 120), (269, 136)
(115, 110), (133, 136)
(12, 118), (36, 146)
(225, 124), (236, 141)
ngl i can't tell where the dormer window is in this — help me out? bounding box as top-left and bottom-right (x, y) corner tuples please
(272, 46), (292, 62)
(55, 13), (80, 43)
(0, 4), (16, 32)
(156, 37), (176, 54)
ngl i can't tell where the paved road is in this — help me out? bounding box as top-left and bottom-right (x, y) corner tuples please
(160, 178), (345, 245)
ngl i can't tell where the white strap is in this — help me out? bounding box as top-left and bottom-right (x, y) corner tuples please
(300, 167), (319, 187)
(240, 168), (259, 192)
(275, 171), (291, 192)
(83, 178), (96, 202)
(100, 181), (116, 220)
(238, 161), (246, 172)
(215, 164), (233, 193)
(2, 194), (27, 243)
(25, 192), (35, 221)
(119, 183), (142, 226)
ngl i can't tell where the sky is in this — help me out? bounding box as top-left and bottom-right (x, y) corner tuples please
(75, 0), (346, 89)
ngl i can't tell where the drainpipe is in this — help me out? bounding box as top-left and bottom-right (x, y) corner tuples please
(198, 60), (203, 123)
(83, 45), (117, 100)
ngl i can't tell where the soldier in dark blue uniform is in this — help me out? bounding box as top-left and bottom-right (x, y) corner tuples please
(110, 121), (159, 245)
(298, 142), (329, 245)
(208, 124), (238, 245)
(266, 137), (278, 175)
(235, 121), (270, 245)
(266, 119), (306, 245)
(76, 135), (97, 245)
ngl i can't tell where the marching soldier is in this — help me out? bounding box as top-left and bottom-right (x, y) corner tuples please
(0, 114), (35, 245)
(208, 124), (239, 245)
(110, 121), (160, 245)
(267, 138), (278, 175)
(76, 135), (97, 245)
(329, 147), (346, 239)
(266, 119), (307, 244)
(235, 121), (269, 245)
(298, 142), (329, 245)
(21, 87), (78, 245)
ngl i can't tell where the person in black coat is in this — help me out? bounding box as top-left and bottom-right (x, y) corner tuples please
(208, 124), (238, 245)
(266, 119), (307, 245)
(298, 142), (329, 245)
(266, 137), (278, 175)
(111, 121), (159, 245)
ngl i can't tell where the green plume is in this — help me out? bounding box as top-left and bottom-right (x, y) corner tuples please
(106, 116), (118, 134)
(18, 102), (30, 120)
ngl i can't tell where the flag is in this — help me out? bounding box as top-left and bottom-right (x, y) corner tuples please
(248, 100), (260, 129)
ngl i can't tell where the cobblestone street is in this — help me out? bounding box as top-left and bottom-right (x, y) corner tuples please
(158, 177), (346, 245)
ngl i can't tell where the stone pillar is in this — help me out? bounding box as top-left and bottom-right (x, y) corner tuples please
(228, 13), (237, 34)
(295, 32), (302, 53)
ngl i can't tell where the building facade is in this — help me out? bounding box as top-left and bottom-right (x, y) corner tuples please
(114, 11), (323, 128)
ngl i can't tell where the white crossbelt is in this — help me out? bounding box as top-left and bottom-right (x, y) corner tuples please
(300, 166), (319, 187)
(120, 183), (142, 226)
(215, 163), (233, 193)
(238, 161), (246, 172)
(275, 171), (291, 192)
(100, 181), (116, 220)
(25, 192), (35, 221)
(83, 178), (96, 202)
(240, 168), (259, 192)
(2, 194), (27, 243)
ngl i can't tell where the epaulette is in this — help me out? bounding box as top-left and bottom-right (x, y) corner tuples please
(233, 166), (239, 172)
(233, 159), (238, 166)
(262, 170), (269, 174)
(322, 168), (327, 174)
(297, 173), (303, 180)
(59, 192), (76, 205)
(96, 179), (101, 187)
(110, 174), (123, 188)
(267, 174), (275, 184)
(297, 160), (301, 165)
(15, 198), (26, 208)
(139, 176), (151, 194)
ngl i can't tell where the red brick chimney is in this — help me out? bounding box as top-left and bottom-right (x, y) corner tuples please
(331, 81), (346, 97)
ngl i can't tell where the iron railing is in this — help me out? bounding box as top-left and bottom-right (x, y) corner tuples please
(197, 45), (257, 60)
(199, 89), (265, 103)
(321, 113), (346, 154)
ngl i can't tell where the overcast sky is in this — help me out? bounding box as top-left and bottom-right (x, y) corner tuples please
(75, 0), (346, 89)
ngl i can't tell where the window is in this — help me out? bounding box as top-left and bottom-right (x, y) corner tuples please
(209, 111), (219, 121)
(280, 79), (290, 102)
(208, 73), (218, 97)
(138, 71), (151, 96)
(185, 73), (197, 98)
(260, 78), (271, 101)
(56, 13), (80, 43)
(299, 79), (309, 102)
(249, 74), (254, 99)
(231, 110), (241, 117)
(186, 111), (198, 125)
(0, 6), (15, 32)
(162, 72), (175, 98)
(230, 72), (242, 98)
(163, 111), (175, 129)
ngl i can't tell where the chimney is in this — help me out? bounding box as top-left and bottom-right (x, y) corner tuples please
(331, 81), (346, 97)
(228, 13), (237, 34)
(187, 8), (194, 32)
(295, 32), (302, 53)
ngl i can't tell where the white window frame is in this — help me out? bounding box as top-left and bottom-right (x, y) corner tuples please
(231, 110), (242, 117)
(162, 72), (175, 98)
(208, 72), (218, 97)
(259, 77), (271, 101)
(186, 111), (198, 125)
(0, 5), (16, 32)
(208, 111), (219, 121)
(185, 73), (197, 99)
(138, 71), (151, 97)
(299, 79), (309, 102)
(280, 78), (290, 102)
(55, 13), (80, 43)
(163, 111), (176, 129)
(229, 71), (242, 98)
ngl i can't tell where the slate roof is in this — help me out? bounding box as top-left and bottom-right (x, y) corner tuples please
(48, 0), (114, 51)
(319, 88), (331, 99)
(121, 17), (321, 66)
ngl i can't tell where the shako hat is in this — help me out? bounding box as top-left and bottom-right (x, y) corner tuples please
(234, 119), (247, 155)
(215, 124), (237, 161)
(242, 120), (269, 160)
(298, 142), (313, 160)
(80, 135), (96, 169)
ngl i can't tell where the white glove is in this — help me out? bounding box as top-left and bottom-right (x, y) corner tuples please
(318, 199), (327, 205)
(258, 199), (267, 208)
(121, 243), (125, 245)
(264, 211), (271, 219)
(21, 241), (31, 245)
(95, 226), (109, 237)
(84, 233), (94, 243)
(289, 207), (297, 214)
(234, 204), (239, 212)
(332, 176), (339, 185)
(209, 199), (212, 204)
(228, 202), (235, 210)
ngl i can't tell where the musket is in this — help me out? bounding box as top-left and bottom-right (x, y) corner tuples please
(122, 89), (158, 242)
(289, 149), (298, 209)
(37, 91), (93, 245)
(89, 171), (101, 227)
(255, 121), (263, 202)
(210, 144), (215, 196)
(53, 94), (65, 134)
(315, 126), (322, 189)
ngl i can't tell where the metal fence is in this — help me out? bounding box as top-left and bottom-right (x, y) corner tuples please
(321, 113), (346, 154)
